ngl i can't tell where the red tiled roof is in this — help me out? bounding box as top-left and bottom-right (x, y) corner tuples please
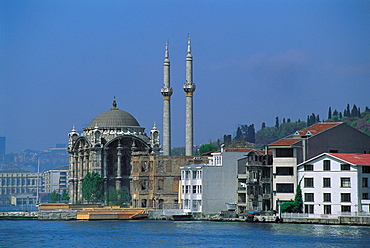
(297, 122), (342, 135)
(269, 138), (304, 146)
(225, 148), (255, 152)
(329, 153), (370, 165)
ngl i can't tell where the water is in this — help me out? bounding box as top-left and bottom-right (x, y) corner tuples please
(0, 219), (369, 247)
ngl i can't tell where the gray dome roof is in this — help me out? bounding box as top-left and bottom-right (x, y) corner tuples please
(88, 99), (140, 128)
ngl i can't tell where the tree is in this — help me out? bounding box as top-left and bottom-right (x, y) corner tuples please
(246, 124), (256, 143)
(351, 104), (358, 117)
(106, 189), (130, 206)
(199, 143), (218, 155)
(328, 107), (332, 120)
(223, 134), (232, 144)
(275, 117), (280, 128)
(82, 172), (104, 203)
(234, 127), (244, 141)
(280, 176), (304, 213)
(261, 122), (266, 129)
(61, 190), (70, 203)
(50, 189), (59, 203)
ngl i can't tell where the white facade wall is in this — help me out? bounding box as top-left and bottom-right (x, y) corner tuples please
(298, 156), (369, 215)
(181, 166), (203, 213)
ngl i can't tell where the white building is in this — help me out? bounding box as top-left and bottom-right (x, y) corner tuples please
(180, 148), (252, 214)
(42, 169), (69, 193)
(298, 153), (370, 215)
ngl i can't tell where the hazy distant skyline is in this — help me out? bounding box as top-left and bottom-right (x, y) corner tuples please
(1, 1), (369, 153)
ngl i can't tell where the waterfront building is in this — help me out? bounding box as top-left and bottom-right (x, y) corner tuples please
(131, 153), (207, 209)
(298, 153), (370, 214)
(42, 169), (68, 193)
(11, 194), (37, 206)
(0, 171), (39, 195)
(237, 150), (273, 214)
(67, 98), (160, 204)
(180, 147), (250, 214)
(267, 122), (370, 210)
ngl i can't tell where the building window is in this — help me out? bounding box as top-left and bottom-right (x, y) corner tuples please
(323, 160), (331, 171)
(185, 185), (190, 194)
(276, 148), (293, 157)
(341, 164), (350, 171)
(141, 180), (147, 190)
(141, 199), (147, 208)
(341, 193), (351, 202)
(304, 164), (313, 171)
(304, 204), (314, 214)
(192, 185), (197, 194)
(141, 161), (148, 172)
(341, 178), (351, 188)
(323, 178), (331, 188)
(341, 205), (351, 212)
(304, 193), (314, 202)
(323, 193), (331, 202)
(362, 178), (368, 188)
(363, 193), (369, 200)
(276, 167), (293, 175)
(362, 166), (370, 173)
(158, 179), (164, 190)
(192, 170), (197, 179)
(276, 183), (294, 193)
(304, 178), (314, 188)
(197, 170), (202, 179)
(185, 171), (190, 179)
(324, 205), (332, 214)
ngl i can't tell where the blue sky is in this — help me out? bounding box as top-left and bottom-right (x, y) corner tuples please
(1, 1), (369, 153)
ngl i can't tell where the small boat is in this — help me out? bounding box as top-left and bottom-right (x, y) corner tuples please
(172, 214), (192, 221)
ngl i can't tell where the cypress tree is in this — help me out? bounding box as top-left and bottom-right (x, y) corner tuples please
(328, 107), (332, 119)
(351, 104), (358, 117)
(275, 117), (280, 128)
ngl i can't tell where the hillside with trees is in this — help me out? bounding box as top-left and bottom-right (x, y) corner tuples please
(213, 104), (370, 150)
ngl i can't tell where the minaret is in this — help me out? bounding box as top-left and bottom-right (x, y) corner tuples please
(161, 41), (173, 155)
(183, 35), (196, 156)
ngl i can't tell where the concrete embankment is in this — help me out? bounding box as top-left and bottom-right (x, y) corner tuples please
(0, 211), (38, 220)
(283, 216), (370, 225)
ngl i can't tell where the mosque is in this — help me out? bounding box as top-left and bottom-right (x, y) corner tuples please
(68, 37), (207, 206)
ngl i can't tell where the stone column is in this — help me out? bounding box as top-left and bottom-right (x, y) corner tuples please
(183, 36), (196, 156)
(116, 144), (122, 190)
(161, 41), (173, 155)
(103, 148), (108, 205)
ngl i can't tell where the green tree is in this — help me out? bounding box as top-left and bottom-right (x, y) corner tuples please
(280, 176), (304, 213)
(50, 189), (59, 203)
(106, 189), (130, 206)
(61, 190), (70, 203)
(82, 172), (104, 203)
(199, 143), (218, 155)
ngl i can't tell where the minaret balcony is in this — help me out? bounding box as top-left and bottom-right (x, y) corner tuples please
(183, 83), (196, 93)
(161, 87), (173, 96)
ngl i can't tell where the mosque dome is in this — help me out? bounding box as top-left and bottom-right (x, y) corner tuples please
(87, 99), (140, 128)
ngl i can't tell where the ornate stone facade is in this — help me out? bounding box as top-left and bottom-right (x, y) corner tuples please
(68, 99), (160, 204)
(131, 153), (208, 209)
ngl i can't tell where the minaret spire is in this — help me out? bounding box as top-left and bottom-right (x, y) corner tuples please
(161, 40), (173, 155)
(187, 34), (191, 54)
(183, 35), (196, 156)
